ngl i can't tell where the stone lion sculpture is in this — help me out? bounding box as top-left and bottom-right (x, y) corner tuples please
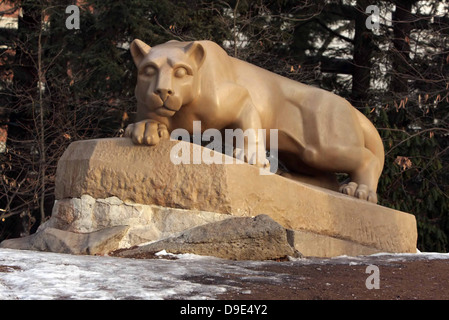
(125, 39), (384, 203)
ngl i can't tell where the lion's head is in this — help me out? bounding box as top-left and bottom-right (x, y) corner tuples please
(130, 39), (206, 118)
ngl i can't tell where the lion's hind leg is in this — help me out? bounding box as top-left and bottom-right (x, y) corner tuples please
(339, 182), (378, 203)
(338, 147), (381, 203)
(301, 144), (381, 203)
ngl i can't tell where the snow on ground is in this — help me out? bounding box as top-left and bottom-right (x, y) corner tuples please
(0, 248), (234, 300)
(0, 248), (448, 300)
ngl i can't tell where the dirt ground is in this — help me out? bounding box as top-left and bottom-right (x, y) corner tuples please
(216, 257), (449, 300)
(111, 249), (449, 300)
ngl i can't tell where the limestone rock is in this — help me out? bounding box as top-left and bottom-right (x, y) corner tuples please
(0, 226), (129, 255)
(40, 195), (231, 249)
(53, 138), (417, 256)
(1, 138), (418, 258)
(116, 215), (300, 260)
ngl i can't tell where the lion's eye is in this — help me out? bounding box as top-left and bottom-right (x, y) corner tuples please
(174, 67), (188, 78)
(143, 66), (157, 77)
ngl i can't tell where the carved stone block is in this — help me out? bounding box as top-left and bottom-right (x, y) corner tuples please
(51, 138), (417, 257)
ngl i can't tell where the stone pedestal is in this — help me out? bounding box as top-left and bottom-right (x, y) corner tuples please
(1, 138), (418, 258)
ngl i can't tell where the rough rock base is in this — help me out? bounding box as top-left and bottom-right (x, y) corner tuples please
(0, 226), (129, 255)
(115, 215), (300, 260)
(0, 138), (418, 259)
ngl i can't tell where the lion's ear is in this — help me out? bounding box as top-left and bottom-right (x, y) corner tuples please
(130, 39), (151, 66)
(184, 41), (206, 68)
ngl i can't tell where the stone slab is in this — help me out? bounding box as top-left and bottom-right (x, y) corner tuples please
(0, 226), (129, 255)
(54, 138), (418, 257)
(116, 215), (300, 260)
(291, 230), (381, 258)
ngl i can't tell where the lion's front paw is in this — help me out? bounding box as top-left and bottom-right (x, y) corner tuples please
(125, 120), (169, 146)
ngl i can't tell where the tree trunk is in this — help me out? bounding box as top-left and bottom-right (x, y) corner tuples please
(13, 1), (40, 90)
(351, 0), (374, 108)
(391, 0), (415, 96)
(37, 8), (46, 225)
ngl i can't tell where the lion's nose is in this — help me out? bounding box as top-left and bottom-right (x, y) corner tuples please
(155, 88), (173, 102)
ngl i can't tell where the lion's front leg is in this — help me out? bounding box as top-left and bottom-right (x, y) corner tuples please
(232, 101), (270, 170)
(232, 129), (270, 169)
(125, 119), (170, 146)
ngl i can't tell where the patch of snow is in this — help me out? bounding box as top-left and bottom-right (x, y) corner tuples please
(155, 249), (176, 257)
(0, 248), (232, 300)
(364, 251), (449, 262)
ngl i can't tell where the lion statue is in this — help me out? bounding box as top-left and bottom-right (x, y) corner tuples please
(125, 39), (384, 203)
